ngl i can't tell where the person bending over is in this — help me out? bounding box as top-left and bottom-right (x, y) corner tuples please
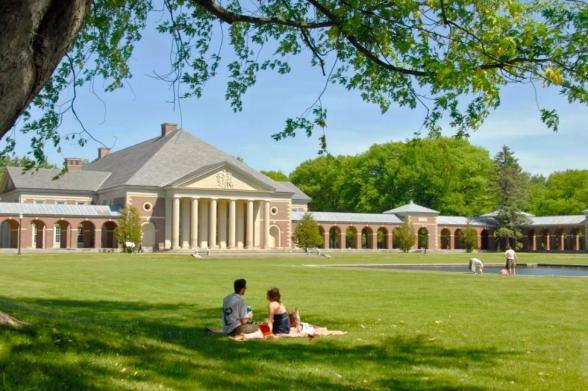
(222, 278), (258, 336)
(469, 258), (484, 274)
(266, 287), (290, 335)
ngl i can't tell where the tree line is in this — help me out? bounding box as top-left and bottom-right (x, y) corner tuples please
(263, 137), (588, 217)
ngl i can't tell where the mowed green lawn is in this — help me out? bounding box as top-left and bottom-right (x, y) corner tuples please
(0, 252), (587, 390)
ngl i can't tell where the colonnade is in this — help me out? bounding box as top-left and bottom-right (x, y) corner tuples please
(169, 197), (271, 249)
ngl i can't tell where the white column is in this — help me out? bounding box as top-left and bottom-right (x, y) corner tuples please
(191, 198), (199, 248)
(180, 198), (190, 248)
(264, 201), (270, 249)
(236, 201), (245, 248)
(209, 198), (217, 248)
(254, 201), (261, 247)
(198, 199), (209, 248)
(165, 197), (172, 249)
(218, 200), (228, 249)
(246, 200), (254, 248)
(172, 197), (180, 249)
(229, 199), (236, 249)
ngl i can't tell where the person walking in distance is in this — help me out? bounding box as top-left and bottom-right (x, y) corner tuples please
(504, 244), (517, 275)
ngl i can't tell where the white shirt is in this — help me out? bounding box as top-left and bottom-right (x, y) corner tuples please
(505, 249), (516, 260)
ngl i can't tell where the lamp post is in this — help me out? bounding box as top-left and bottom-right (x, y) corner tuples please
(17, 213), (23, 255)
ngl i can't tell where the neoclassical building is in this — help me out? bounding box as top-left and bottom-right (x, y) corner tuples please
(0, 123), (309, 251)
(0, 123), (586, 252)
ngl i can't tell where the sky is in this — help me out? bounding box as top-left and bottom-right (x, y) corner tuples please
(6, 8), (587, 177)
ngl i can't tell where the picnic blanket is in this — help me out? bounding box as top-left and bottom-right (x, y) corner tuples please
(207, 323), (347, 340)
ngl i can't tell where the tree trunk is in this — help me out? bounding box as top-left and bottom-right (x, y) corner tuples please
(0, 0), (90, 137)
(0, 310), (30, 328)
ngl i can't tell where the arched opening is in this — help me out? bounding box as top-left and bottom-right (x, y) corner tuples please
(53, 220), (70, 249)
(392, 228), (402, 249)
(564, 229), (575, 251)
(524, 229), (535, 251)
(345, 227), (357, 249)
(0, 219), (19, 248)
(538, 229), (549, 251)
(141, 222), (156, 249)
(480, 229), (489, 250)
(377, 227), (388, 249)
(440, 228), (451, 250)
(361, 227), (373, 249)
(102, 221), (118, 249)
(318, 226), (325, 249)
(269, 225), (280, 249)
(418, 228), (428, 249)
(31, 220), (46, 249)
(552, 229), (564, 251)
(454, 229), (464, 250)
(329, 226), (340, 249)
(77, 221), (95, 248)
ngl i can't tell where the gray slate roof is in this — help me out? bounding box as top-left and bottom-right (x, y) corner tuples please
(527, 215), (585, 226)
(0, 202), (120, 217)
(278, 182), (311, 202)
(384, 201), (439, 215)
(481, 210), (535, 218)
(84, 129), (294, 195)
(4, 167), (110, 192)
(292, 211), (402, 224)
(437, 216), (496, 227)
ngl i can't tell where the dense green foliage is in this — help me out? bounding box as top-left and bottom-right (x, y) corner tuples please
(291, 137), (495, 215)
(288, 136), (588, 217)
(491, 146), (530, 249)
(528, 170), (588, 216)
(114, 206), (142, 249)
(394, 219), (417, 252)
(1, 252), (587, 390)
(294, 213), (323, 248)
(5, 0), (587, 166)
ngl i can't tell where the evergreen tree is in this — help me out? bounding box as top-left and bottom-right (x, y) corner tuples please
(115, 206), (142, 250)
(294, 213), (323, 249)
(395, 219), (417, 253)
(491, 146), (530, 249)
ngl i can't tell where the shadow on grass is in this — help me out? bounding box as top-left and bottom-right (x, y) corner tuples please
(0, 296), (517, 390)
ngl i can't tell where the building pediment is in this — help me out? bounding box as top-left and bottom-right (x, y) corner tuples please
(168, 162), (275, 192)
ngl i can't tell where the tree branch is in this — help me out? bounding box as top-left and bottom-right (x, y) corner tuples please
(195, 0), (333, 28)
(305, 0), (429, 77)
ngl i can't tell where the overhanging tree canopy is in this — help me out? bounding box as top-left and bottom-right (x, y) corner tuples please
(0, 0), (587, 165)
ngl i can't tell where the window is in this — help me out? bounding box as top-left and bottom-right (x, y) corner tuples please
(143, 202), (153, 211)
(77, 202), (86, 205)
(271, 206), (279, 215)
(33, 200), (45, 205)
(57, 201), (66, 205)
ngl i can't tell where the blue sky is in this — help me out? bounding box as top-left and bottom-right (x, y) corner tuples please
(7, 10), (587, 177)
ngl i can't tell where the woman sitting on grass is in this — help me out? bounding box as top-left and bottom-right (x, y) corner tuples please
(267, 287), (290, 335)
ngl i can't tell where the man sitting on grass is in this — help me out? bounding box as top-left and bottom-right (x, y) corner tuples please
(222, 278), (258, 336)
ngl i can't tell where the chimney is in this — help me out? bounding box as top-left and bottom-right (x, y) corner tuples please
(161, 122), (177, 137)
(98, 147), (111, 159)
(65, 158), (82, 172)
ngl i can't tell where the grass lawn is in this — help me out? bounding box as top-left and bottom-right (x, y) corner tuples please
(0, 252), (587, 390)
